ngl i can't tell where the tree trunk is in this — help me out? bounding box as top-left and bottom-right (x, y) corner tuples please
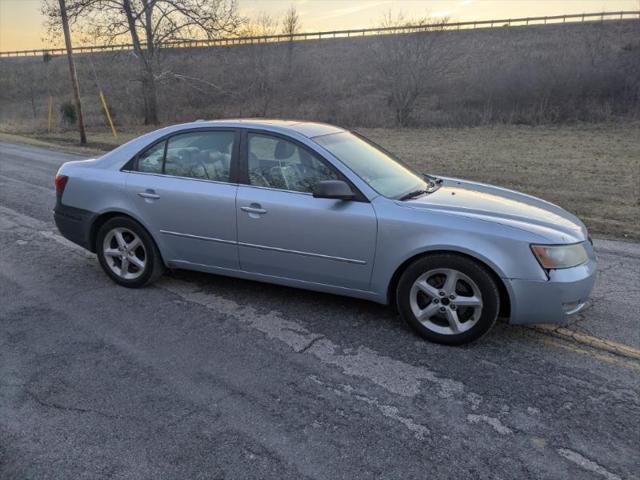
(141, 65), (159, 125)
(140, 0), (158, 125)
(285, 41), (294, 79)
(59, 0), (87, 144)
(123, 0), (159, 125)
(29, 89), (37, 119)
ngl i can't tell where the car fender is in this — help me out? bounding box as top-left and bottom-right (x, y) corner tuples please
(369, 197), (548, 301)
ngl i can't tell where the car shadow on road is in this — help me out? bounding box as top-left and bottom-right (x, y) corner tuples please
(163, 267), (518, 357)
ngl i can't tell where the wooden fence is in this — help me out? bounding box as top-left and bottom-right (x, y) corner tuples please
(1, 10), (639, 59)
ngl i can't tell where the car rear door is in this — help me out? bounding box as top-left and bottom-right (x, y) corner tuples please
(125, 128), (240, 269)
(236, 131), (377, 291)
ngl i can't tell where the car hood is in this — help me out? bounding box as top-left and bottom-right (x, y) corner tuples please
(403, 177), (587, 243)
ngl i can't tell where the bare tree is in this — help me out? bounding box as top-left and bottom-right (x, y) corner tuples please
(42, 0), (243, 125)
(281, 5), (301, 40)
(240, 13), (280, 116)
(240, 12), (278, 37)
(584, 23), (607, 68)
(13, 58), (50, 123)
(373, 12), (449, 126)
(281, 5), (301, 78)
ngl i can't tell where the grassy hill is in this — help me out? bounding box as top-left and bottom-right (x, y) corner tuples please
(0, 19), (638, 131)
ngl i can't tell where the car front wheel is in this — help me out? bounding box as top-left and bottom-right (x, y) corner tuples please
(96, 216), (164, 288)
(397, 254), (500, 345)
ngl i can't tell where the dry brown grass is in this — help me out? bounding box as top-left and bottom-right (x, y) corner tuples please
(360, 122), (640, 240)
(3, 122), (638, 240)
(0, 129), (152, 155)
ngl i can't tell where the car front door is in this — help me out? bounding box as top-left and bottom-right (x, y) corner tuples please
(236, 131), (377, 291)
(125, 129), (240, 269)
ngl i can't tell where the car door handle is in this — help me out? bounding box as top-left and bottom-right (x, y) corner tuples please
(138, 192), (160, 199)
(241, 206), (267, 215)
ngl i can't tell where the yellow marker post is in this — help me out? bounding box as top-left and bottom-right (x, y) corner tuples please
(47, 96), (53, 132)
(99, 90), (117, 138)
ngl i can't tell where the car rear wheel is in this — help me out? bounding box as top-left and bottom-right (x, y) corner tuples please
(397, 254), (500, 345)
(96, 217), (164, 288)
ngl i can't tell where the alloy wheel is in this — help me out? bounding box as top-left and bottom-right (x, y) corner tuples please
(409, 268), (483, 335)
(102, 227), (147, 280)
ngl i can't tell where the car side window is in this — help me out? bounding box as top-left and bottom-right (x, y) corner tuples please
(163, 131), (235, 182)
(248, 133), (338, 193)
(137, 141), (165, 174)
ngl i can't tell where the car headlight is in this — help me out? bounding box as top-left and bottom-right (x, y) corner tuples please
(530, 242), (589, 269)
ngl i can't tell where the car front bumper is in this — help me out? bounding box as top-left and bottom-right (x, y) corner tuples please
(507, 258), (597, 325)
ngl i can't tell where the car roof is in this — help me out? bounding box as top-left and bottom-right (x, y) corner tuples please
(185, 118), (346, 138)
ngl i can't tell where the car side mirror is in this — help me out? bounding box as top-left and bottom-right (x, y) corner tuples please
(312, 180), (355, 200)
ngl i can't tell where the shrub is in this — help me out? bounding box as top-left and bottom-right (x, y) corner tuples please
(60, 101), (76, 126)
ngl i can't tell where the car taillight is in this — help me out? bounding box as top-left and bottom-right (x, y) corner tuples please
(54, 175), (69, 195)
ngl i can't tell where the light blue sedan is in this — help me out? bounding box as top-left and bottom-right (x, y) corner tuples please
(53, 120), (597, 344)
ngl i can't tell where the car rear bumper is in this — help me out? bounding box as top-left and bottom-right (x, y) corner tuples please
(53, 201), (94, 251)
(507, 258), (597, 325)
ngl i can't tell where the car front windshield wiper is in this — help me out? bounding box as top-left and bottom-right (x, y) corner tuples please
(399, 176), (442, 201)
(399, 189), (430, 201)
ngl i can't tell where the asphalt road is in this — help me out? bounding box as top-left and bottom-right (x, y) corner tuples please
(1, 141), (639, 480)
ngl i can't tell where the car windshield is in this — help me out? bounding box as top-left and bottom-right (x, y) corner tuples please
(313, 132), (426, 198)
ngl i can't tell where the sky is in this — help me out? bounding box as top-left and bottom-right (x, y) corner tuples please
(0, 0), (638, 51)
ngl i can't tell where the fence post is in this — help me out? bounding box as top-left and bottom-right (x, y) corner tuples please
(47, 96), (54, 133)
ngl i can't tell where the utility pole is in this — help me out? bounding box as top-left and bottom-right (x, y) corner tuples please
(58, 0), (87, 144)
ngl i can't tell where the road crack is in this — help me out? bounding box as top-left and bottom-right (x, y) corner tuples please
(297, 335), (325, 354)
(25, 389), (141, 422)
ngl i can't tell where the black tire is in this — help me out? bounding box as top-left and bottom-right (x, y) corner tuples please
(396, 253), (500, 346)
(96, 216), (164, 288)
